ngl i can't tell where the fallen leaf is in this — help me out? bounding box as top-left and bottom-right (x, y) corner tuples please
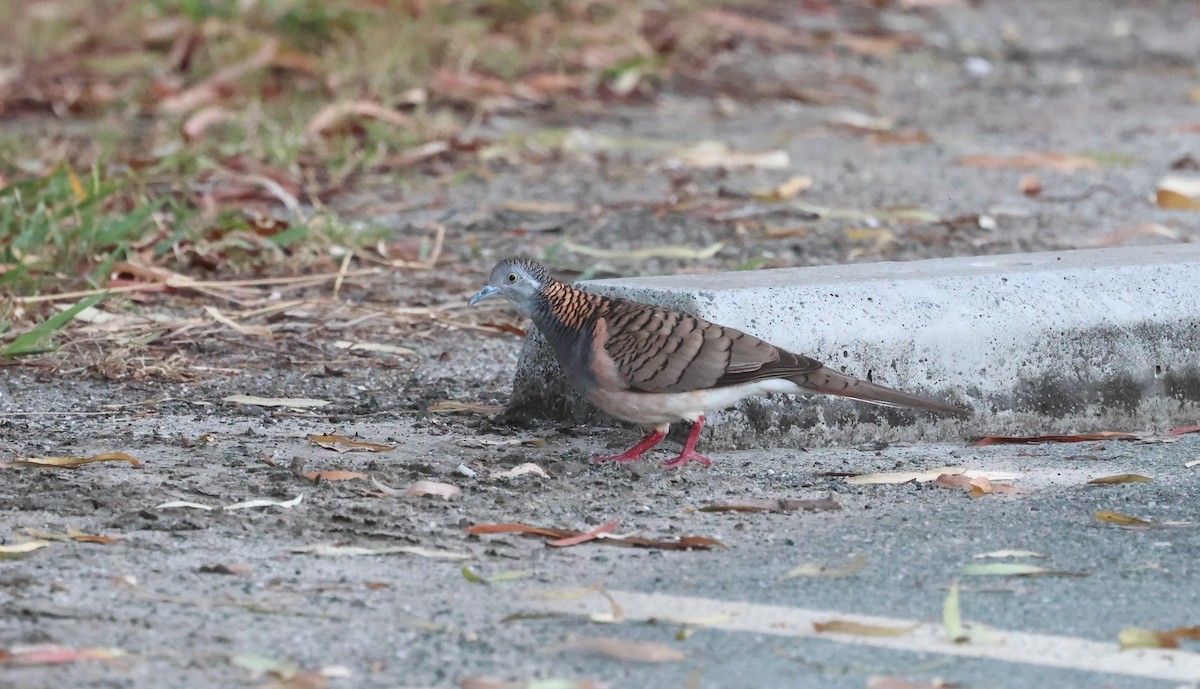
(155, 500), (214, 510)
(1186, 459), (1200, 469)
(1170, 423), (1200, 435)
(308, 434), (395, 453)
(973, 550), (1043, 559)
(404, 480), (462, 499)
(550, 519), (621, 547)
(672, 141), (790, 170)
(960, 562), (1087, 577)
(223, 395), (329, 409)
(501, 200), (580, 213)
(290, 544), (469, 560)
(934, 474), (1032, 498)
(464, 522), (724, 551)
(1093, 510), (1193, 530)
(943, 580), (967, 643)
(1087, 474), (1153, 485)
(846, 467), (965, 485)
(492, 463), (549, 480)
(198, 563), (253, 575)
(699, 495), (841, 513)
(333, 340), (415, 356)
(301, 470), (369, 482)
(1019, 174), (1042, 196)
(554, 636), (685, 662)
(868, 677), (954, 689)
(753, 175), (813, 201)
(1156, 176), (1200, 211)
(1087, 223), (1178, 247)
(1118, 625), (1200, 650)
(204, 306), (272, 338)
(560, 240), (725, 261)
(0, 541), (51, 559)
(958, 152), (1100, 172)
(232, 653), (299, 680)
(1, 452), (140, 469)
(225, 495), (304, 510)
(813, 620), (919, 637)
(461, 566), (527, 584)
(22, 528), (118, 544)
(0, 644), (126, 665)
(306, 101), (411, 137)
(182, 105), (232, 142)
(427, 400), (503, 415)
(782, 555), (868, 579)
(973, 432), (1139, 446)
(462, 679), (598, 689)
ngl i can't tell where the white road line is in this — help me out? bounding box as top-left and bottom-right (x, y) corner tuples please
(532, 590), (1200, 683)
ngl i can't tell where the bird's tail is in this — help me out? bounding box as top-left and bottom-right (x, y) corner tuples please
(791, 367), (971, 417)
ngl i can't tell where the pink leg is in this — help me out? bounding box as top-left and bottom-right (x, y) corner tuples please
(663, 416), (712, 469)
(591, 430), (667, 464)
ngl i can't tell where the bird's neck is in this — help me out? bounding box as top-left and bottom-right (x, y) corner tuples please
(533, 281), (604, 334)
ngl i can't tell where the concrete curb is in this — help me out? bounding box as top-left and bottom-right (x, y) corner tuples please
(509, 245), (1200, 448)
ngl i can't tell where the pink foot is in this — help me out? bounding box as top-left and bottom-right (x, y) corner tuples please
(592, 431), (666, 464)
(662, 415), (713, 469)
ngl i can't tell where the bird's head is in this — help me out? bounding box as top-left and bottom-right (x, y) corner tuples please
(468, 258), (553, 316)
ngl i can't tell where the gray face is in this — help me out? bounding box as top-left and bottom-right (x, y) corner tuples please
(467, 259), (547, 317)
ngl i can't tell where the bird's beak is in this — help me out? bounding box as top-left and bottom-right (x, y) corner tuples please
(468, 284), (499, 306)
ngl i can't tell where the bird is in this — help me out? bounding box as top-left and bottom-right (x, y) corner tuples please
(469, 258), (971, 468)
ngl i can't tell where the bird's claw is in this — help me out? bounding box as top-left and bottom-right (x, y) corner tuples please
(662, 450), (712, 469)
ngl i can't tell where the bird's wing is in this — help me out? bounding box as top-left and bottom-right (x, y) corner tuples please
(598, 298), (823, 394)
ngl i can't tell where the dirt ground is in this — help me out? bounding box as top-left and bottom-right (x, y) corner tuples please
(4, 1), (1200, 687)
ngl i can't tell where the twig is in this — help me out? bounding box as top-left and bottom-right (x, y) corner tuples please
(333, 251), (353, 299)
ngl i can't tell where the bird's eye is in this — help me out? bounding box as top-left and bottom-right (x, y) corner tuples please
(507, 273), (518, 283)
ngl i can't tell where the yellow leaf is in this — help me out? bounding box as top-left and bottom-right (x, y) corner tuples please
(66, 166), (88, 202)
(813, 620), (919, 636)
(1094, 510), (1151, 526)
(1087, 474), (1153, 485)
(0, 540), (51, 559)
(782, 554), (867, 579)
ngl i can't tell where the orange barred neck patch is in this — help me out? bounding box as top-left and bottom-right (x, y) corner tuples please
(538, 282), (605, 332)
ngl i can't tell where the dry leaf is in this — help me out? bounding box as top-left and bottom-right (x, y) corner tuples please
(973, 550), (1043, 559)
(464, 522), (724, 551)
(333, 340), (415, 356)
(223, 395), (329, 409)
(427, 400), (503, 415)
(0, 541), (51, 559)
(813, 620), (919, 637)
(1088, 223), (1178, 247)
(958, 152), (1100, 172)
(782, 555), (868, 579)
(1093, 510), (1192, 529)
(1087, 474), (1153, 485)
(0, 643), (126, 665)
(501, 200), (580, 213)
(1186, 459), (1200, 469)
(943, 580), (967, 643)
(934, 474), (1031, 498)
(22, 528), (118, 544)
(290, 544), (469, 560)
(1155, 176), (1200, 211)
(225, 495), (304, 510)
(700, 496), (841, 513)
(672, 141), (790, 170)
(555, 637), (685, 663)
(182, 105), (232, 142)
(868, 677), (954, 689)
(1019, 174), (1042, 196)
(204, 306), (272, 338)
(1, 452), (140, 469)
(492, 463), (549, 480)
(1170, 423), (1200, 435)
(308, 434), (395, 453)
(306, 101), (411, 137)
(960, 562), (1087, 577)
(404, 480), (462, 499)
(753, 175), (813, 201)
(1118, 625), (1200, 650)
(846, 467), (965, 485)
(973, 432), (1139, 446)
(301, 470), (368, 482)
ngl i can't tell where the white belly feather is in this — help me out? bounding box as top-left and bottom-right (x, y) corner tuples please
(588, 378), (806, 425)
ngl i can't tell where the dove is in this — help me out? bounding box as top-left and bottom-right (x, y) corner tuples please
(469, 258), (970, 468)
